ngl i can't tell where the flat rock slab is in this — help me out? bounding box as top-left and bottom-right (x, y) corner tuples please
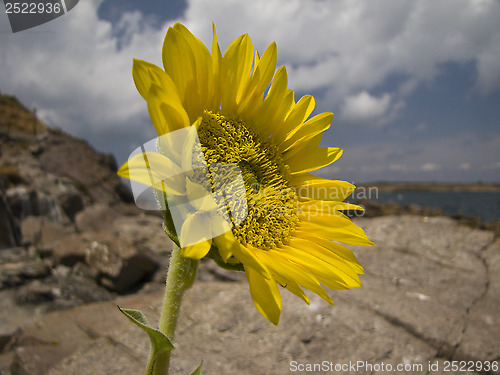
(3, 216), (499, 375)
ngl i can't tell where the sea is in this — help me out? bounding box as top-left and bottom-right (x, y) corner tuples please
(372, 191), (500, 223)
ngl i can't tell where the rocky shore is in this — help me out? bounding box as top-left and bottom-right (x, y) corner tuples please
(1, 94), (499, 374)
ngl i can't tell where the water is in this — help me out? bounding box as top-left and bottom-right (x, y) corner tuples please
(373, 191), (500, 223)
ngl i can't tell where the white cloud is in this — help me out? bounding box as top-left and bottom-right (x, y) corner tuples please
(341, 91), (392, 123)
(420, 163), (440, 172)
(188, 0), (499, 94)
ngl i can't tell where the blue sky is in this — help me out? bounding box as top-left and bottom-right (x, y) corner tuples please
(1, 0), (499, 183)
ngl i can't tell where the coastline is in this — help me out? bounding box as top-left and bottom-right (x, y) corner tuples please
(359, 181), (500, 193)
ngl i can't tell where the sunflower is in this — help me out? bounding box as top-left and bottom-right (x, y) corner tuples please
(119, 23), (374, 325)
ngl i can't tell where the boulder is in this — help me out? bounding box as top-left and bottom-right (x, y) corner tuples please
(0, 247), (50, 289)
(20, 216), (74, 248)
(52, 231), (159, 293)
(75, 204), (113, 233)
(37, 127), (133, 205)
(6, 186), (68, 224)
(0, 183), (21, 249)
(85, 235), (159, 293)
(52, 233), (90, 267)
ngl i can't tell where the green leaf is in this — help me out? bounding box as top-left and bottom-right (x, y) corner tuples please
(189, 362), (203, 375)
(118, 306), (175, 355)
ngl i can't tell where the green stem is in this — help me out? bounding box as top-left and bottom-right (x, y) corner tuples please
(145, 244), (198, 375)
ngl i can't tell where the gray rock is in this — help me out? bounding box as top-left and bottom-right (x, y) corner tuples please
(6, 186), (68, 224)
(0, 247), (50, 289)
(20, 216), (74, 248)
(75, 204), (113, 233)
(37, 127), (133, 205)
(0, 183), (21, 249)
(57, 190), (84, 222)
(85, 235), (159, 293)
(51, 233), (90, 267)
(14, 280), (57, 304)
(1, 216), (498, 375)
(52, 230), (159, 293)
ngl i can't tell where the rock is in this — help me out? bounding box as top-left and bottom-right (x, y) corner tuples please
(348, 216), (499, 362)
(20, 216), (74, 248)
(111, 214), (171, 254)
(456, 242), (500, 360)
(52, 231), (159, 293)
(37, 127), (132, 205)
(52, 268), (115, 306)
(75, 204), (113, 233)
(0, 183), (21, 249)
(6, 186), (68, 224)
(1, 216), (498, 375)
(14, 281), (58, 304)
(58, 190), (84, 222)
(51, 234), (90, 267)
(0, 247), (50, 289)
(85, 235), (159, 293)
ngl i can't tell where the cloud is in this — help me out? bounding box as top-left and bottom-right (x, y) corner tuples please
(420, 163), (440, 172)
(340, 91), (392, 124)
(183, 0), (500, 97)
(0, 0), (499, 181)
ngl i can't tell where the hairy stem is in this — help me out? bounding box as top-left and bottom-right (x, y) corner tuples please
(145, 244), (198, 375)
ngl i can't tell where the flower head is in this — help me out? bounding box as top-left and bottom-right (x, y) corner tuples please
(119, 23), (374, 325)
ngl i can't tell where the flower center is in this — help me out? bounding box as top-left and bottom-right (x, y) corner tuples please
(198, 110), (299, 249)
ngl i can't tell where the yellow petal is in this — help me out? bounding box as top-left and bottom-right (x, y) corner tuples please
(221, 34), (254, 113)
(253, 66), (288, 135)
(276, 244), (354, 290)
(299, 200), (365, 214)
(181, 239), (212, 259)
(213, 230), (239, 262)
(162, 25), (206, 119)
(172, 23), (213, 118)
(299, 219), (375, 247)
(280, 112), (333, 152)
(210, 23), (223, 110)
(274, 95), (315, 143)
(293, 231), (364, 274)
(132, 59), (165, 101)
(179, 213), (213, 258)
(285, 238), (362, 287)
(237, 42), (277, 116)
(213, 231), (271, 279)
(291, 174), (356, 201)
(147, 84), (191, 135)
(261, 89), (295, 139)
(245, 266), (281, 325)
(117, 152), (185, 195)
(265, 250), (334, 304)
(288, 147), (343, 174)
(234, 243), (272, 279)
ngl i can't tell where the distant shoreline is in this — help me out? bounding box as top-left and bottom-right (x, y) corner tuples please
(358, 182), (500, 193)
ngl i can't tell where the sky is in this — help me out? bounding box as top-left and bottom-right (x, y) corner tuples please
(1, 0), (499, 184)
